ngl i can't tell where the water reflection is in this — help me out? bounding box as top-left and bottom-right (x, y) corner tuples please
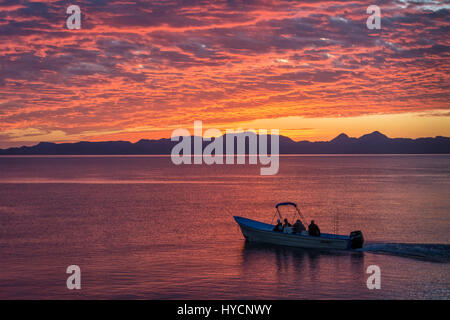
(240, 242), (366, 298)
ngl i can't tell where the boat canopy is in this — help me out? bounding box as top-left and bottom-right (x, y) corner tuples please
(275, 202), (297, 208)
(274, 201), (307, 224)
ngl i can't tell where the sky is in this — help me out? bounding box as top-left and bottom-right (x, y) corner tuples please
(0, 0), (449, 148)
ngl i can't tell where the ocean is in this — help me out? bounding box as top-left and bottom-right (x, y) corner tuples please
(0, 155), (449, 299)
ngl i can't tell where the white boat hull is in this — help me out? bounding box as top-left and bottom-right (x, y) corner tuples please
(235, 216), (351, 250)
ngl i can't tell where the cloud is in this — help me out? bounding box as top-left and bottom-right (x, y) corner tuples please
(0, 0), (448, 146)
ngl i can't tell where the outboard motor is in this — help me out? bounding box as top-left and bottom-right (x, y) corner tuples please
(349, 230), (364, 249)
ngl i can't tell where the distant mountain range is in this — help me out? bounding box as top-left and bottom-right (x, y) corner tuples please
(0, 131), (449, 155)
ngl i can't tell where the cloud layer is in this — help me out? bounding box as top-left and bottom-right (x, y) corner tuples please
(0, 0), (449, 146)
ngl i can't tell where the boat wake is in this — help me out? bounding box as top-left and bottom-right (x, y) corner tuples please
(360, 242), (450, 263)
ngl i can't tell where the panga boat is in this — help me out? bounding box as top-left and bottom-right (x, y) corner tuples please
(234, 202), (364, 250)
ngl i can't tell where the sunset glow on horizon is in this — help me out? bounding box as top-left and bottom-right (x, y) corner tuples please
(0, 0), (449, 148)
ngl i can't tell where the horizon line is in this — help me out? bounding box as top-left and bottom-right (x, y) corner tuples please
(2, 130), (450, 151)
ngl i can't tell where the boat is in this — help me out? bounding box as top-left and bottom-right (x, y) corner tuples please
(234, 202), (364, 250)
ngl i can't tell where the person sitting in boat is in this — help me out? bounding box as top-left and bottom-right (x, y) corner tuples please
(273, 219), (283, 232)
(293, 219), (306, 234)
(308, 220), (321, 237)
(282, 218), (292, 232)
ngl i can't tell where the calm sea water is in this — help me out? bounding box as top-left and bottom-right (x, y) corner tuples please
(0, 155), (449, 299)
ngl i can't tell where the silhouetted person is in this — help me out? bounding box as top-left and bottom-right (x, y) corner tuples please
(282, 218), (292, 232)
(273, 219), (282, 232)
(293, 219), (306, 234)
(308, 220), (321, 237)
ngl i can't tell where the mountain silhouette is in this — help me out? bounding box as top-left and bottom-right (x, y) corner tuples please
(358, 131), (389, 142)
(0, 131), (449, 155)
(330, 133), (355, 143)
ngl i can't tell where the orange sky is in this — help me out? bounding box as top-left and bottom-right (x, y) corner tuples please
(0, 0), (449, 148)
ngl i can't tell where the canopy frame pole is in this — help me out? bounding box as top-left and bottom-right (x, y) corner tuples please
(270, 209), (278, 225)
(295, 206), (307, 225)
(276, 207), (283, 220)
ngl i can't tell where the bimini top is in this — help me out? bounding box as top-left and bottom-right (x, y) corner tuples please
(275, 202), (297, 208)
